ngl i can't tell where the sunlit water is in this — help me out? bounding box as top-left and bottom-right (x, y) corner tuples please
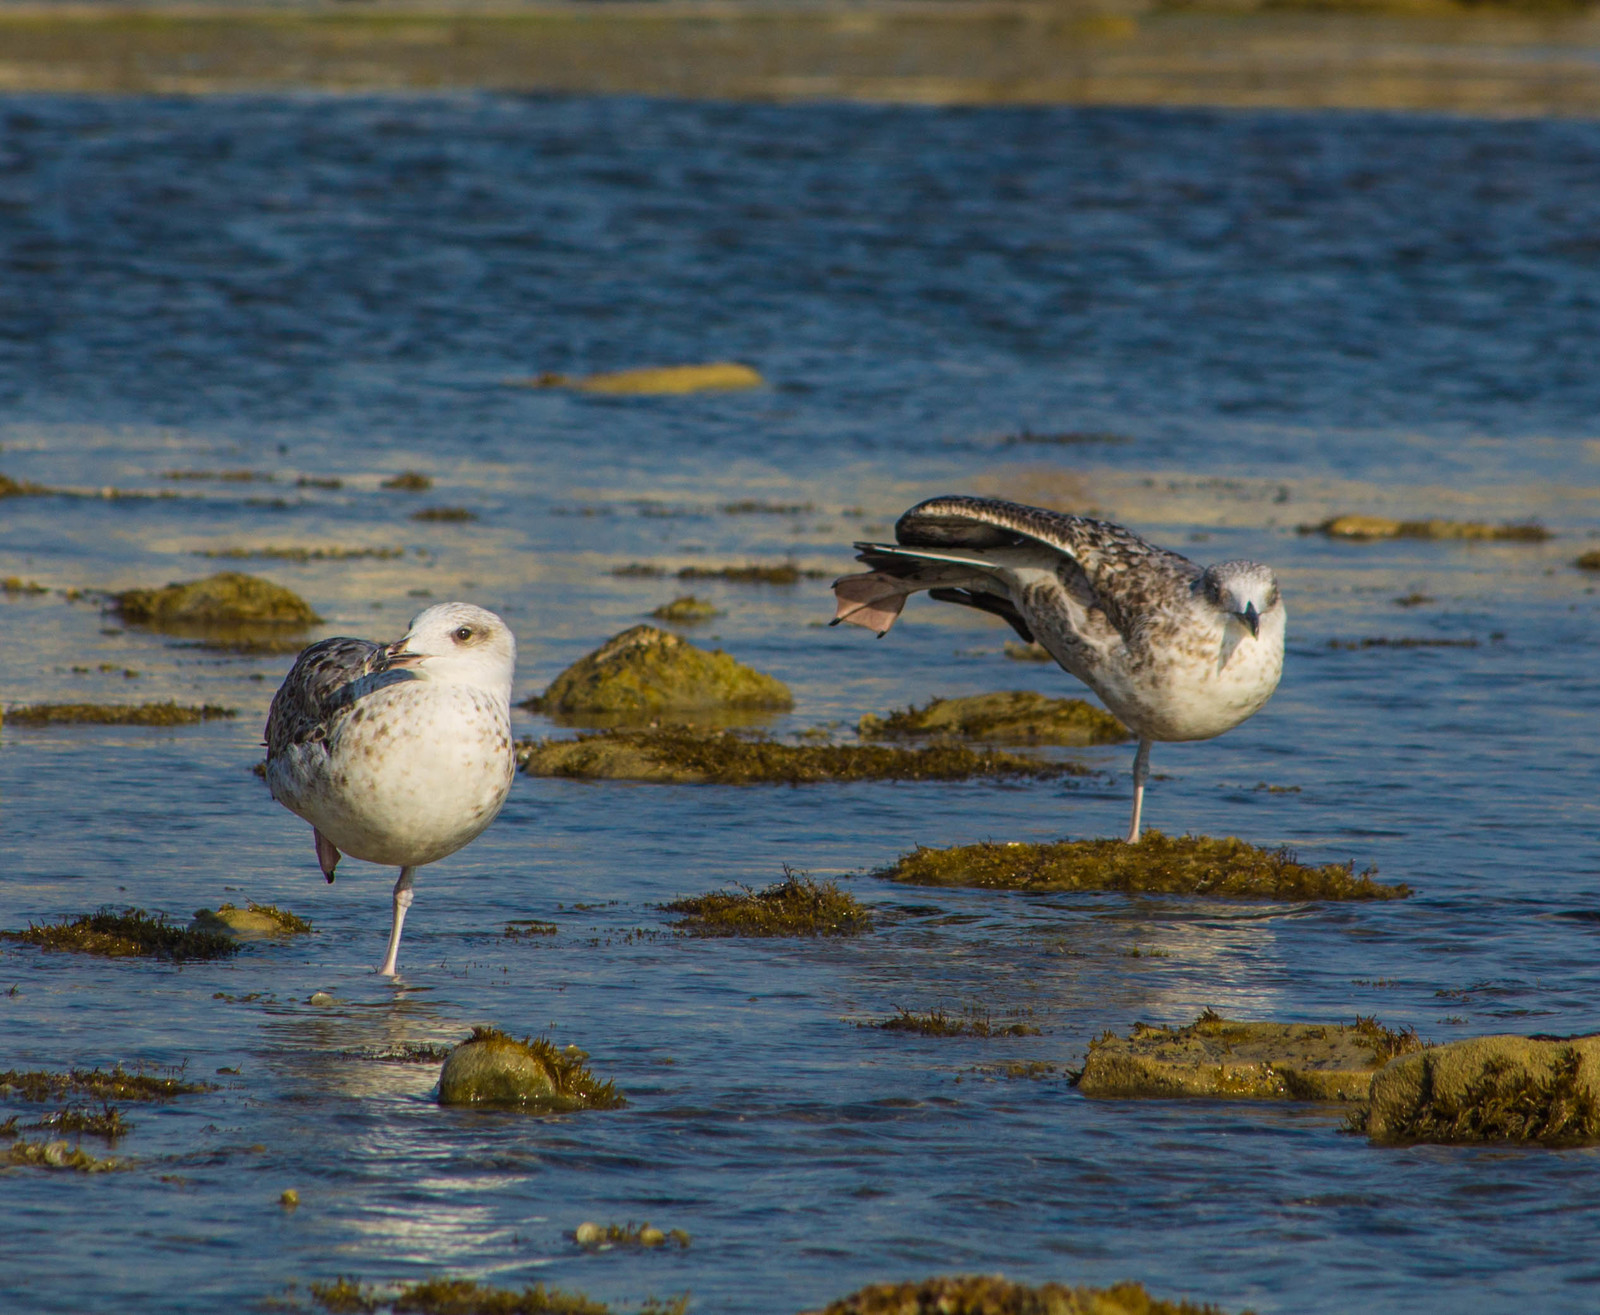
(2, 95), (1599, 1314)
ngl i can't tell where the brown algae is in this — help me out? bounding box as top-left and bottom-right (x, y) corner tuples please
(198, 546), (404, 561)
(1308, 514), (1550, 542)
(3, 702), (236, 727)
(573, 1221), (690, 1250)
(1077, 1012), (1420, 1101)
(0, 472), (52, 497)
(436, 1027), (624, 1112)
(872, 1007), (1039, 1038)
(411, 507), (478, 522)
(2, 907), (241, 961)
(1574, 549), (1600, 571)
(858, 691), (1128, 746)
(7, 1138), (127, 1173)
(518, 727), (1084, 786)
(113, 571), (320, 628)
(807, 1275), (1241, 1315)
(663, 870), (873, 937)
(1356, 1033), (1600, 1144)
(189, 902), (313, 938)
(523, 625), (791, 720)
(310, 1276), (638, 1314)
(649, 595), (720, 624)
(611, 562), (827, 585)
(382, 471), (433, 491)
(25, 1106), (132, 1140)
(880, 830), (1409, 900)
(0, 1066), (215, 1103)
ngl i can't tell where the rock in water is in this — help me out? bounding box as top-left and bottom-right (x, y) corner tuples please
(436, 1028), (623, 1112)
(113, 572), (320, 628)
(189, 903), (311, 938)
(857, 691), (1128, 745)
(525, 624), (791, 720)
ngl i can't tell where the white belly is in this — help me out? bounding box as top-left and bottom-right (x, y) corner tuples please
(267, 683), (515, 868)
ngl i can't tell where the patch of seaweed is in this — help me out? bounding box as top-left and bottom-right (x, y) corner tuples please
(344, 1044), (456, 1064)
(1003, 641), (1055, 662)
(0, 472), (54, 497)
(1002, 429), (1133, 447)
(1326, 637), (1478, 649)
(858, 691), (1128, 746)
(198, 546), (404, 561)
(1574, 549), (1600, 571)
(0, 1065), (215, 1102)
(610, 562), (826, 585)
(504, 920), (557, 939)
(573, 1220), (691, 1250)
(2, 907), (241, 960)
(872, 1008), (1039, 1038)
(807, 1275), (1239, 1314)
(720, 500), (814, 514)
(438, 1028), (625, 1112)
(113, 572), (320, 628)
(25, 1105), (131, 1140)
(664, 870), (873, 937)
(518, 727), (1085, 786)
(411, 507), (478, 522)
(311, 1276), (685, 1315)
(7, 1138), (127, 1173)
(1306, 514), (1549, 542)
(161, 469), (272, 482)
(879, 830), (1409, 901)
(3, 702), (236, 726)
(2, 576), (49, 595)
(383, 471), (433, 491)
(649, 595), (720, 623)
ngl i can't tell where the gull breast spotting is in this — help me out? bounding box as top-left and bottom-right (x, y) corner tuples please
(832, 495), (1285, 842)
(265, 602), (517, 976)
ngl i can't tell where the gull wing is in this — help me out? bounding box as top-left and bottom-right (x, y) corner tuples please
(264, 637), (414, 760)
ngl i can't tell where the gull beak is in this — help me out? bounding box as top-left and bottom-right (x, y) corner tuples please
(1238, 603), (1261, 639)
(382, 639), (425, 670)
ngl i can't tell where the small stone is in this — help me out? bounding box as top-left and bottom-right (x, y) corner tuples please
(574, 1221), (604, 1248)
(280, 1189), (299, 1209)
(307, 992), (334, 1006)
(638, 1226), (665, 1248)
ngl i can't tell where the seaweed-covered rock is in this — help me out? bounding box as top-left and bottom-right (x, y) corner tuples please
(1309, 514), (1548, 542)
(858, 691), (1128, 746)
(664, 871), (872, 937)
(7, 1138), (126, 1173)
(113, 572), (320, 629)
(1, 907), (240, 960)
(3, 702), (235, 727)
(0, 472), (51, 497)
(436, 1028), (623, 1112)
(310, 1277), (612, 1315)
(880, 830), (1407, 900)
(1359, 1033), (1600, 1144)
(806, 1275), (1241, 1315)
(1078, 1012), (1418, 1101)
(525, 625), (790, 721)
(1574, 549), (1600, 572)
(518, 727), (1086, 786)
(189, 902), (311, 938)
(524, 361), (764, 394)
(650, 595), (720, 623)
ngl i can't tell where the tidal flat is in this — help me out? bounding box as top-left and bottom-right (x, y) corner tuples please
(1, 93), (1599, 1315)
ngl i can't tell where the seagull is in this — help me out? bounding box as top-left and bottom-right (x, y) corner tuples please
(832, 496), (1285, 842)
(264, 602), (517, 976)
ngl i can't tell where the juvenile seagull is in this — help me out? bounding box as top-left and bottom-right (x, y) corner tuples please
(265, 602), (517, 976)
(832, 496), (1285, 842)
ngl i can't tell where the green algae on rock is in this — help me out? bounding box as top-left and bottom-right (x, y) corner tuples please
(1077, 1012), (1420, 1102)
(806, 1274), (1242, 1315)
(858, 691), (1128, 746)
(3, 702), (236, 727)
(573, 1220), (690, 1251)
(649, 595), (720, 624)
(1355, 1033), (1600, 1144)
(2, 907), (241, 961)
(872, 1007), (1040, 1038)
(1574, 549), (1600, 571)
(518, 727), (1084, 786)
(0, 1066), (215, 1103)
(524, 625), (791, 720)
(113, 571), (320, 629)
(189, 902), (312, 938)
(880, 830), (1409, 900)
(1307, 514), (1550, 542)
(436, 1027), (624, 1112)
(311, 1275), (633, 1315)
(7, 1138), (127, 1173)
(664, 871), (872, 937)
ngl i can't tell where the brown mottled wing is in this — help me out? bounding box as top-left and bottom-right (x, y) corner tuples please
(265, 638), (394, 760)
(895, 495), (1200, 637)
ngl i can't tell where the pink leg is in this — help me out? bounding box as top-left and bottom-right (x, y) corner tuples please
(377, 867), (415, 977)
(1127, 739), (1151, 843)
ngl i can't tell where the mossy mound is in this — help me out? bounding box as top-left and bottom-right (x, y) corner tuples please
(859, 692), (1128, 747)
(7, 1138), (127, 1173)
(1574, 549), (1600, 571)
(1357, 1033), (1600, 1144)
(0, 1066), (214, 1102)
(880, 830), (1408, 901)
(524, 625), (791, 721)
(1, 907), (241, 961)
(189, 902), (312, 938)
(3, 702), (235, 727)
(664, 871), (872, 937)
(873, 1008), (1039, 1038)
(518, 727), (1084, 786)
(1309, 514), (1549, 542)
(436, 1028), (624, 1112)
(807, 1275), (1240, 1315)
(310, 1276), (620, 1315)
(524, 361), (763, 395)
(1078, 1012), (1419, 1101)
(650, 595), (720, 623)
(113, 572), (320, 629)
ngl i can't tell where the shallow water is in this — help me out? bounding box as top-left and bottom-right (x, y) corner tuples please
(2, 95), (1600, 1314)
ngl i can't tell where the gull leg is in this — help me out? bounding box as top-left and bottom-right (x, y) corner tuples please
(1127, 738), (1152, 843)
(376, 867), (416, 978)
(314, 828), (341, 883)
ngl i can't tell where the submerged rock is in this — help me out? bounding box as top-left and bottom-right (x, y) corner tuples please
(3, 702), (235, 727)
(880, 830), (1409, 901)
(1078, 1012), (1419, 1101)
(518, 727), (1086, 786)
(112, 572), (320, 629)
(664, 871), (872, 937)
(650, 594), (720, 624)
(572, 1220), (689, 1250)
(189, 902), (312, 938)
(807, 1275), (1242, 1315)
(525, 625), (791, 721)
(858, 691), (1128, 746)
(1574, 549), (1600, 571)
(436, 1027), (624, 1112)
(1308, 514), (1549, 542)
(1358, 1033), (1600, 1144)
(521, 361), (764, 394)
(1, 907), (240, 961)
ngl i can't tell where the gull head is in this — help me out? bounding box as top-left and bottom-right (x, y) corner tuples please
(1196, 561), (1281, 639)
(385, 602), (517, 696)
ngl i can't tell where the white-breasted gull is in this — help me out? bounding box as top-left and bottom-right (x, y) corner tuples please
(831, 496), (1285, 842)
(265, 602), (517, 976)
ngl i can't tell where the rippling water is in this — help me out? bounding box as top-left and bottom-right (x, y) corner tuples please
(2, 95), (1600, 1314)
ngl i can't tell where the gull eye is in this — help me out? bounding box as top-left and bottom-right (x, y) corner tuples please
(453, 626), (474, 643)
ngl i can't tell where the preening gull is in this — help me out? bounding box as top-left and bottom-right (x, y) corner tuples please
(832, 496), (1285, 842)
(265, 602), (517, 976)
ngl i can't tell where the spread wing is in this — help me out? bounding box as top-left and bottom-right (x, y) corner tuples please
(264, 637), (413, 760)
(894, 495), (1200, 637)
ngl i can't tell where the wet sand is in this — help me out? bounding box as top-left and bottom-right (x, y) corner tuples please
(3, 1), (1600, 114)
